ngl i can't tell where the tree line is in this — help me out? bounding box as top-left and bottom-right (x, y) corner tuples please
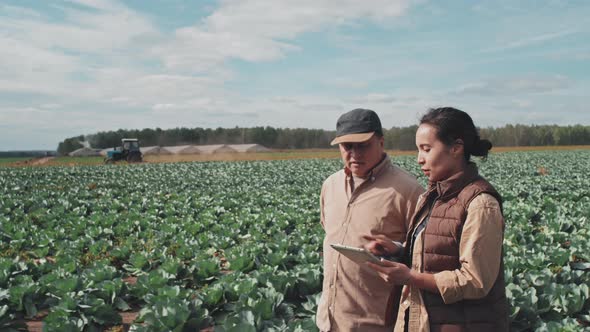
(57, 124), (590, 155)
(0, 150), (57, 158)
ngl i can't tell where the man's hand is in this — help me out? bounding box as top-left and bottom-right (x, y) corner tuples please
(366, 259), (413, 285)
(363, 234), (403, 256)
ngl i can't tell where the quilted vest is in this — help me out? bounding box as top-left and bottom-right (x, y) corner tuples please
(407, 163), (509, 332)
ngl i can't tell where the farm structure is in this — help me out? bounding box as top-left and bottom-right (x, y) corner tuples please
(164, 145), (202, 155)
(195, 144), (236, 154)
(227, 144), (271, 153)
(160, 144), (270, 154)
(140, 146), (172, 155)
(86, 144), (271, 157)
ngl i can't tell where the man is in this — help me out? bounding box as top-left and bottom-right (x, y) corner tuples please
(317, 108), (424, 332)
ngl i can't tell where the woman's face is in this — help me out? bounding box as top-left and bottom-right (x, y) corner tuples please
(415, 124), (464, 182)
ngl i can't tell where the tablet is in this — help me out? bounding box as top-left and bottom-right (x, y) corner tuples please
(330, 244), (383, 265)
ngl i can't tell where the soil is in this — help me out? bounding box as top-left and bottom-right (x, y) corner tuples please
(10, 157), (55, 166)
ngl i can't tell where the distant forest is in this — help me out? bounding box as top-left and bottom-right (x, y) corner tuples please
(56, 124), (590, 155)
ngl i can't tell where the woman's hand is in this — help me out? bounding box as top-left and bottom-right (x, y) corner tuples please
(363, 234), (403, 256)
(366, 259), (413, 285)
(368, 260), (440, 294)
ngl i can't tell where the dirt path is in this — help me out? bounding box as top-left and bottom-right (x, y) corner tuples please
(9, 156), (55, 167)
(30, 157), (55, 165)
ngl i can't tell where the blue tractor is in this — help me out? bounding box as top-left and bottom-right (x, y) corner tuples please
(104, 138), (143, 164)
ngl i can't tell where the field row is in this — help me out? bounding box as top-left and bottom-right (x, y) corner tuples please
(2, 145), (589, 167)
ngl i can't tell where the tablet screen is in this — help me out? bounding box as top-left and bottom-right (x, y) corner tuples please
(330, 244), (383, 265)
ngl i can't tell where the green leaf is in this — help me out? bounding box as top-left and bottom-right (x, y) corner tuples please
(201, 283), (224, 307)
(570, 262), (590, 271)
(114, 298), (131, 311)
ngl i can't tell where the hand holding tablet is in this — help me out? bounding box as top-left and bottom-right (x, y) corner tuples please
(330, 243), (400, 266)
(362, 234), (404, 257)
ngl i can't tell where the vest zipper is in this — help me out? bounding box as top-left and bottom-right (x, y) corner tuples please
(418, 197), (438, 273)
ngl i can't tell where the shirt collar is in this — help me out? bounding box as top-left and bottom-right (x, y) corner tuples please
(428, 162), (480, 201)
(344, 153), (389, 181)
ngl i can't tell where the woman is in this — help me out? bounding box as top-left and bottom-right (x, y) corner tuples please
(365, 107), (508, 332)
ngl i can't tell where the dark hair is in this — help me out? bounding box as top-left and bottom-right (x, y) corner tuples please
(420, 107), (492, 161)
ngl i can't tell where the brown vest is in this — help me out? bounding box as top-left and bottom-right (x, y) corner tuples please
(406, 163), (509, 332)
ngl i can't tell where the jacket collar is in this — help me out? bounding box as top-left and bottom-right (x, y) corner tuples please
(428, 162), (480, 201)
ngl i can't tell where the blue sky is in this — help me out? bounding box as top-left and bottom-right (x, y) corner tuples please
(1, 0), (589, 150)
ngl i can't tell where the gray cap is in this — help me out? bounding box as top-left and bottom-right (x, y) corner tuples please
(331, 108), (383, 145)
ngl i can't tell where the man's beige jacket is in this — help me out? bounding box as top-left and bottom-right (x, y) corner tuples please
(317, 155), (424, 332)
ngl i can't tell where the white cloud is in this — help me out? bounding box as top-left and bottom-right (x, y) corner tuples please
(324, 78), (369, 89)
(0, 35), (80, 94)
(454, 75), (571, 96)
(480, 30), (578, 54)
(40, 103), (63, 109)
(512, 99), (532, 108)
(0, 0), (415, 148)
(245, 92), (434, 130)
(271, 96), (298, 104)
(366, 93), (397, 103)
(0, 4), (157, 54)
(63, 0), (121, 11)
(1, 4), (43, 18)
(205, 0), (409, 36)
(0, 1), (162, 105)
(2, 0), (587, 150)
(345, 92), (431, 106)
(0, 106), (82, 130)
(154, 0), (411, 72)
(1, 0), (412, 114)
(151, 97), (217, 113)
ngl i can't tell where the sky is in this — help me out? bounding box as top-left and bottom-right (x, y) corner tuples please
(1, 0), (589, 150)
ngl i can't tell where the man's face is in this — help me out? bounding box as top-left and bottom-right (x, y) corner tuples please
(339, 134), (385, 177)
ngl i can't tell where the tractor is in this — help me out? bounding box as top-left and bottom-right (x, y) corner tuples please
(104, 138), (143, 164)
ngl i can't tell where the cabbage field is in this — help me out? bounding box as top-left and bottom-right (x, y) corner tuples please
(1, 150), (589, 331)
